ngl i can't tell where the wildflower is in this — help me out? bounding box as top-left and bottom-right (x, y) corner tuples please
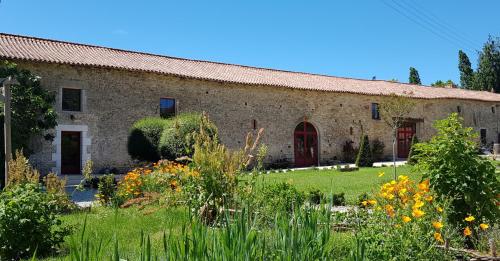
(398, 175), (409, 181)
(424, 195), (433, 202)
(463, 226), (472, 237)
(378, 171), (385, 177)
(432, 221), (443, 230)
(412, 209), (425, 218)
(361, 201), (368, 206)
(413, 200), (424, 209)
(436, 206), (443, 213)
(368, 199), (377, 205)
(385, 204), (395, 218)
(418, 179), (430, 192)
(434, 232), (444, 243)
(402, 216), (412, 223)
(479, 223), (489, 230)
(464, 215), (475, 222)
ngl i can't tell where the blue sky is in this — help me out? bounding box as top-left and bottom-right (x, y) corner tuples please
(0, 0), (498, 85)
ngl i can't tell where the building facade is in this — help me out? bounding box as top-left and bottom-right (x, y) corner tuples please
(1, 33), (500, 174)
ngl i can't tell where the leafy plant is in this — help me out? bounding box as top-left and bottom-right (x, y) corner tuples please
(255, 182), (305, 223)
(95, 174), (117, 206)
(331, 192), (346, 206)
(307, 189), (324, 205)
(6, 149), (40, 186)
(355, 135), (373, 167)
(0, 183), (71, 259)
(414, 113), (500, 228)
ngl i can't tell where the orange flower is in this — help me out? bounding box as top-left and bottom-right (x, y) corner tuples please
(402, 215), (412, 223)
(412, 209), (425, 218)
(385, 204), (395, 218)
(418, 179), (430, 192)
(432, 221), (443, 230)
(434, 232), (444, 243)
(463, 226), (472, 237)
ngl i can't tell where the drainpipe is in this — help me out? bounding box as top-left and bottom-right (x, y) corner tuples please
(0, 76), (18, 187)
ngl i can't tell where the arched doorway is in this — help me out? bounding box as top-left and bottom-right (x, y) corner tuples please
(294, 122), (318, 167)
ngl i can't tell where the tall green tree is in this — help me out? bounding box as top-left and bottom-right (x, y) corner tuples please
(458, 50), (475, 89)
(0, 61), (57, 187)
(431, 79), (456, 87)
(474, 36), (500, 92)
(408, 67), (421, 85)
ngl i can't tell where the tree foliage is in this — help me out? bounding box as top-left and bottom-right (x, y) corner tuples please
(406, 135), (419, 165)
(408, 67), (421, 85)
(474, 36), (500, 92)
(458, 50), (475, 89)
(414, 113), (499, 227)
(0, 61), (57, 187)
(431, 79), (456, 88)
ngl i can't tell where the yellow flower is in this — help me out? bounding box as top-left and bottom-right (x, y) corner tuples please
(432, 221), (443, 230)
(368, 199), (377, 205)
(463, 226), (472, 237)
(361, 200), (368, 206)
(464, 215), (475, 222)
(424, 195), (433, 202)
(402, 216), (412, 223)
(434, 232), (444, 243)
(378, 171), (385, 177)
(436, 206), (443, 213)
(479, 223), (489, 230)
(398, 175), (409, 181)
(385, 204), (395, 218)
(413, 200), (424, 209)
(412, 209), (425, 218)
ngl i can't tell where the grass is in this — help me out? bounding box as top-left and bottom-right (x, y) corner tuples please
(42, 206), (190, 260)
(245, 165), (421, 204)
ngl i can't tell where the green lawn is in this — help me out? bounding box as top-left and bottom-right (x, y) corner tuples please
(244, 165), (421, 204)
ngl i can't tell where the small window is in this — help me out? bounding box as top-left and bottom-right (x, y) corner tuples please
(480, 129), (487, 145)
(160, 98), (176, 118)
(252, 119), (257, 130)
(492, 106), (495, 114)
(62, 88), (82, 111)
(457, 106), (461, 113)
(371, 103), (380, 120)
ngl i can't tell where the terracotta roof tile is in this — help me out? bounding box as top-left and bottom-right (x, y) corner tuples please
(1, 33), (500, 102)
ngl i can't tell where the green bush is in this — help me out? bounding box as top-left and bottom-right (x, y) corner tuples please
(371, 138), (385, 162)
(341, 140), (357, 163)
(355, 135), (373, 167)
(256, 182), (304, 222)
(407, 135), (419, 165)
(95, 174), (117, 206)
(159, 113), (217, 160)
(0, 183), (71, 259)
(414, 113), (500, 228)
(127, 117), (172, 162)
(307, 189), (324, 205)
(331, 192), (346, 206)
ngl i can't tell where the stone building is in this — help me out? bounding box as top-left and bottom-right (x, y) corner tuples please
(1, 33), (499, 174)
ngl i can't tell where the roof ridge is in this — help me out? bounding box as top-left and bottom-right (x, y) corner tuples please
(0, 32), (446, 90)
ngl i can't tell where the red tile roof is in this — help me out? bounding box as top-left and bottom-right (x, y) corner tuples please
(1, 33), (499, 102)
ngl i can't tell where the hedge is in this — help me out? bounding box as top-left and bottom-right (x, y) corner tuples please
(127, 117), (172, 162)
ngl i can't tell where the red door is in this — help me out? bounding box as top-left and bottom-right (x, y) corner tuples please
(294, 122), (318, 167)
(397, 122), (416, 158)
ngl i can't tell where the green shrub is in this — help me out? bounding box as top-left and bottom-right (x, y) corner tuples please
(341, 140), (357, 163)
(127, 117), (172, 162)
(256, 182), (304, 221)
(95, 174), (117, 206)
(159, 113), (217, 160)
(0, 183), (71, 259)
(307, 189), (324, 205)
(331, 192), (346, 206)
(355, 135), (373, 167)
(357, 192), (369, 208)
(371, 138), (385, 162)
(414, 113), (500, 228)
(407, 135), (419, 165)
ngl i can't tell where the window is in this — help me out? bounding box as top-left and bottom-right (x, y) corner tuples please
(480, 129), (487, 146)
(62, 88), (82, 111)
(457, 106), (461, 113)
(492, 106), (496, 114)
(160, 98), (176, 118)
(252, 119), (257, 130)
(371, 103), (380, 120)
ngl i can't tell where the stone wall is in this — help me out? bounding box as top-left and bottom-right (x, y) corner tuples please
(19, 61), (500, 173)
